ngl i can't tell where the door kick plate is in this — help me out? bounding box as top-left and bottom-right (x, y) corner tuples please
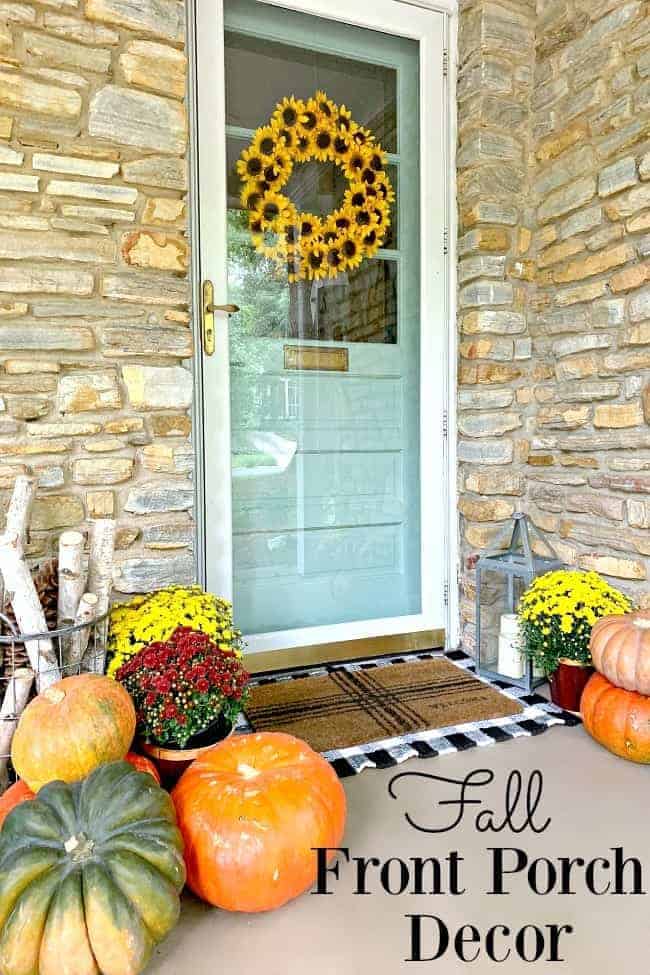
(284, 345), (349, 372)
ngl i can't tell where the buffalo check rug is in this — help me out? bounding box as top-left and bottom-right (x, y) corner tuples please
(238, 649), (581, 777)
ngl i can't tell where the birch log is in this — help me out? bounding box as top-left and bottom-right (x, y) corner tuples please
(0, 531), (60, 691)
(87, 519), (115, 620)
(57, 530), (85, 627)
(69, 592), (98, 672)
(4, 474), (35, 544)
(0, 667), (33, 790)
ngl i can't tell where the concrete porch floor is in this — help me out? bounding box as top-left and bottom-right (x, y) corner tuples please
(151, 725), (647, 974)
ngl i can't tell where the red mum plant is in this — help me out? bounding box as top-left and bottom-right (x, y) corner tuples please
(116, 626), (250, 749)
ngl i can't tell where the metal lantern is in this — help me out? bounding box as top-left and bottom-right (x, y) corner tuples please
(475, 512), (563, 692)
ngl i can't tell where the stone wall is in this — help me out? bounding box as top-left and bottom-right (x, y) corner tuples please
(457, 0), (650, 650)
(0, 0), (193, 593)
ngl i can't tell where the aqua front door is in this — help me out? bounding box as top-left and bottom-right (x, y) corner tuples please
(197, 0), (449, 656)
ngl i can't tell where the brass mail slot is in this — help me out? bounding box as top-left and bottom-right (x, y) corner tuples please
(284, 345), (349, 372)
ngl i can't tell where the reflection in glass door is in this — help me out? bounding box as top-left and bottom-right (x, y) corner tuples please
(223, 0), (422, 639)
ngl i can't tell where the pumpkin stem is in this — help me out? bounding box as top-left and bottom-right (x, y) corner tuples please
(64, 833), (95, 862)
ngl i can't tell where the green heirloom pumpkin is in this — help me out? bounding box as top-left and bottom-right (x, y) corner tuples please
(0, 761), (186, 975)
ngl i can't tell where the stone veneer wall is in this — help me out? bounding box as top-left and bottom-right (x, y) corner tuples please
(0, 0), (194, 594)
(457, 0), (650, 651)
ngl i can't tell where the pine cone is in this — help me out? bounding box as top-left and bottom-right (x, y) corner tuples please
(2, 558), (59, 678)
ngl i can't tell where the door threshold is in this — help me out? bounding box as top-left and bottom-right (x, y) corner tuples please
(244, 628), (445, 675)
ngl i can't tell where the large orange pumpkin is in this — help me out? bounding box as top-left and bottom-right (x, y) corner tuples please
(590, 610), (650, 694)
(581, 672), (650, 763)
(0, 753), (160, 829)
(11, 674), (136, 791)
(172, 732), (346, 912)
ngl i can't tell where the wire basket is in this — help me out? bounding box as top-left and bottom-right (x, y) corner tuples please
(0, 611), (109, 794)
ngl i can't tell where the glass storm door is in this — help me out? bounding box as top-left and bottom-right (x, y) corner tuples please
(198, 0), (448, 654)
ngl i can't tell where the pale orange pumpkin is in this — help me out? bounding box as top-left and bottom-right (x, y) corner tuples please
(11, 674), (136, 791)
(172, 732), (347, 912)
(590, 610), (650, 694)
(581, 672), (650, 763)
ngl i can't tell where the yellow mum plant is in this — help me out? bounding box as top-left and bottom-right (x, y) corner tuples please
(106, 586), (244, 677)
(518, 569), (632, 674)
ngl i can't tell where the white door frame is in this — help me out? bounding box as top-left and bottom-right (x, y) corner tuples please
(187, 0), (460, 653)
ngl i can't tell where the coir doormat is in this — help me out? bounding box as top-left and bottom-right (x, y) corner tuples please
(239, 650), (581, 777)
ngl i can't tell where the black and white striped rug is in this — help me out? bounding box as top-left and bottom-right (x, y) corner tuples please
(237, 648), (581, 777)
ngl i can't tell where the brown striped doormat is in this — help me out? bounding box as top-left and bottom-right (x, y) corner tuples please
(244, 657), (523, 753)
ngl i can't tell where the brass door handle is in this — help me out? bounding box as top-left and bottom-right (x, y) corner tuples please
(202, 281), (239, 356)
(207, 303), (240, 314)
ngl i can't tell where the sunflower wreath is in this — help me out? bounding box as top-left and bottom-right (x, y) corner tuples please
(236, 91), (395, 282)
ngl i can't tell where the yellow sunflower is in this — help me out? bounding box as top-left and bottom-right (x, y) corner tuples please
(251, 125), (280, 160)
(343, 145), (372, 180)
(255, 190), (294, 230)
(298, 212), (322, 242)
(335, 103), (353, 133)
(298, 98), (319, 135)
(273, 95), (304, 131)
(236, 146), (265, 181)
(303, 241), (328, 280)
(339, 233), (364, 271)
(312, 122), (336, 162)
(314, 89), (337, 122)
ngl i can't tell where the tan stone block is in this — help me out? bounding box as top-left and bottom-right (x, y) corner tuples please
(122, 364), (191, 410)
(104, 416), (143, 434)
(149, 413), (191, 437)
(555, 353), (599, 380)
(528, 509), (559, 533)
(85, 0), (185, 43)
(552, 243), (635, 284)
(475, 363), (522, 384)
(120, 40), (186, 99)
(554, 280), (608, 306)
(603, 349), (650, 373)
(537, 404), (590, 429)
(0, 116), (12, 139)
(86, 489), (115, 517)
(560, 454), (599, 468)
(464, 523), (505, 549)
(0, 230), (116, 264)
(610, 260), (650, 293)
(23, 29), (111, 74)
(121, 230), (188, 271)
(517, 227), (531, 254)
(164, 309), (190, 324)
(458, 497), (514, 522)
(578, 553), (646, 580)
(30, 494), (84, 530)
(83, 437), (125, 452)
(565, 492), (625, 521)
(32, 152), (119, 178)
(527, 454), (554, 466)
(594, 401), (644, 429)
(622, 322), (650, 346)
(643, 383), (650, 423)
(6, 395), (50, 420)
(30, 421), (101, 437)
(88, 84), (187, 155)
(0, 303), (28, 317)
(627, 210), (650, 233)
(142, 196), (186, 226)
(0, 68), (81, 117)
(538, 238), (585, 269)
(0, 267), (94, 295)
(516, 388), (533, 404)
(115, 527), (140, 550)
(463, 470), (524, 495)
(141, 443), (174, 472)
(57, 371), (121, 413)
(604, 183), (650, 220)
(536, 120), (589, 162)
(72, 456), (133, 485)
(4, 359), (60, 374)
